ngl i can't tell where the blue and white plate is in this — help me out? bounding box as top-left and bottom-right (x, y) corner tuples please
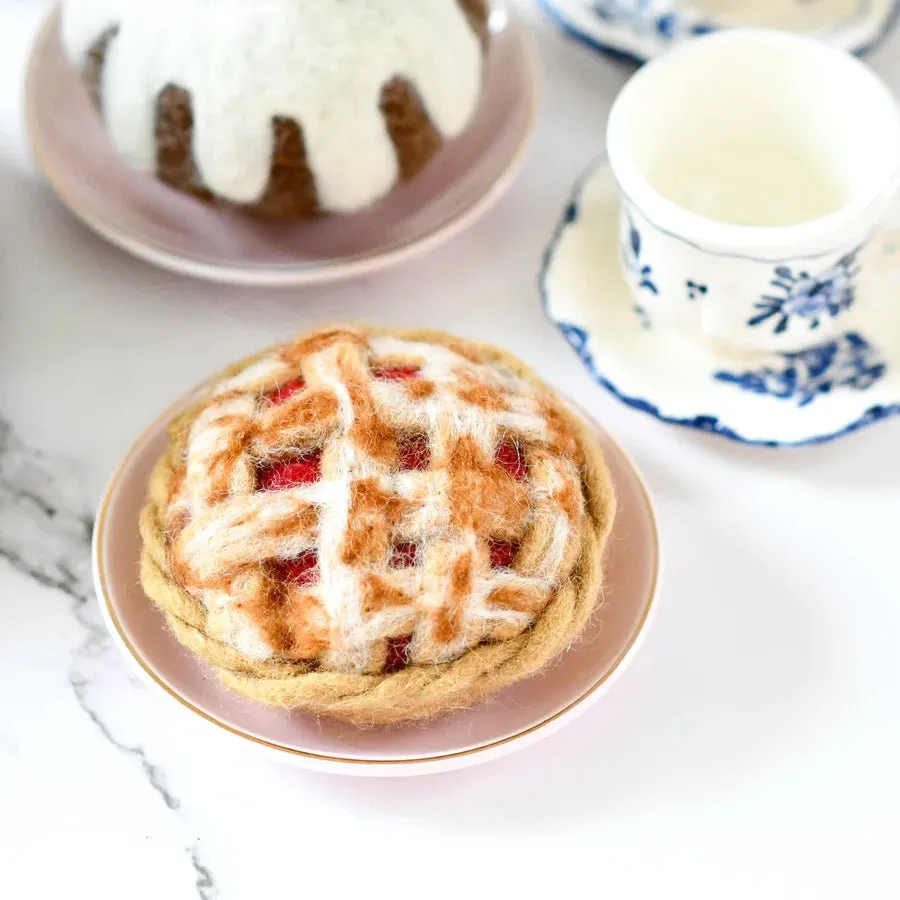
(537, 0), (900, 63)
(541, 160), (900, 446)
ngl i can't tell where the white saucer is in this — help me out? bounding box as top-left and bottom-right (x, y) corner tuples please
(25, 8), (539, 287)
(538, 0), (900, 63)
(541, 160), (900, 446)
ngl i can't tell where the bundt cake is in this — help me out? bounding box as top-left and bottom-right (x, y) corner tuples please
(61, 1), (490, 218)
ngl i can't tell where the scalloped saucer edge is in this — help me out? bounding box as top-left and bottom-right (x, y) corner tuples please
(537, 0), (900, 65)
(541, 159), (900, 447)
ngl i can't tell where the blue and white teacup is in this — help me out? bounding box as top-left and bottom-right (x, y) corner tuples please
(606, 29), (900, 354)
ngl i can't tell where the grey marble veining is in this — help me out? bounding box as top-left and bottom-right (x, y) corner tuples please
(0, 416), (219, 900)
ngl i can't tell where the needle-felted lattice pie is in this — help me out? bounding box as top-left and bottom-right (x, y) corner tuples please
(140, 326), (616, 724)
(61, 0), (489, 218)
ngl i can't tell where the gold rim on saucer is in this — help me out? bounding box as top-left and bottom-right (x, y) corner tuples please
(92, 388), (660, 768)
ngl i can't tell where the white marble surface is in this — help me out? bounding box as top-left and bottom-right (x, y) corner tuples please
(2, 1), (900, 897)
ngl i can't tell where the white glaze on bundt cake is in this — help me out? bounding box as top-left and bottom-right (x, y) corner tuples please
(61, 0), (489, 218)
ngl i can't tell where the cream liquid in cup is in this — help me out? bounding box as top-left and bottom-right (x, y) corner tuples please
(646, 134), (848, 226)
(625, 37), (864, 229)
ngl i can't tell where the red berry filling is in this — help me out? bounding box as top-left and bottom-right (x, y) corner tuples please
(390, 541), (419, 569)
(489, 539), (519, 570)
(274, 551), (319, 587)
(399, 434), (430, 471)
(496, 440), (528, 481)
(258, 451), (322, 491)
(373, 365), (420, 382)
(267, 377), (306, 405)
(384, 634), (413, 673)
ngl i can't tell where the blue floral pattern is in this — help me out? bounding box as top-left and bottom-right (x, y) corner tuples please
(591, 0), (715, 38)
(714, 332), (886, 408)
(622, 216), (658, 295)
(686, 280), (708, 301)
(748, 249), (861, 335)
(621, 215), (657, 328)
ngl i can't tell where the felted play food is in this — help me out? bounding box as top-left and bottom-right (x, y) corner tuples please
(60, 0), (490, 219)
(139, 326), (616, 725)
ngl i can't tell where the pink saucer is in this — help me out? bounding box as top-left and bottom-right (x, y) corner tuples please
(26, 8), (539, 286)
(92, 390), (660, 776)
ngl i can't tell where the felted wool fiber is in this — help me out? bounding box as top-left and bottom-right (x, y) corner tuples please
(62, 0), (490, 219)
(139, 325), (617, 725)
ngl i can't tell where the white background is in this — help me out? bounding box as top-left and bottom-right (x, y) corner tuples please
(1, 1), (899, 897)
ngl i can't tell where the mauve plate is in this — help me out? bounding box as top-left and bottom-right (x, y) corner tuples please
(92, 386), (659, 776)
(26, 7), (539, 286)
